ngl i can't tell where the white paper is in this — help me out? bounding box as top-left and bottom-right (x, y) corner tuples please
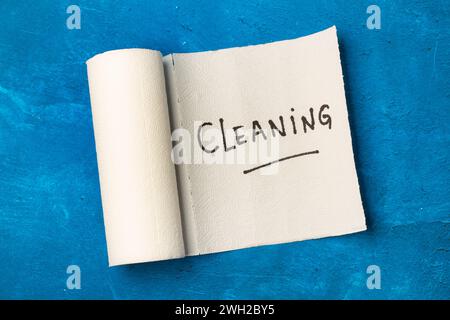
(163, 26), (366, 256)
(87, 26), (366, 266)
(87, 49), (185, 266)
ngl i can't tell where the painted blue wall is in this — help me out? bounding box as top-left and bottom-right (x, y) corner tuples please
(0, 0), (448, 299)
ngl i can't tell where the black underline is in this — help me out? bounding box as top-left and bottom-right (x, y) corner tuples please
(243, 150), (320, 174)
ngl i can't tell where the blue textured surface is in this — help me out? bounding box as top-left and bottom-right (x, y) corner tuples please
(0, 0), (449, 299)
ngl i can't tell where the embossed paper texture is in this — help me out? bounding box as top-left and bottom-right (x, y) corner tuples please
(87, 26), (366, 266)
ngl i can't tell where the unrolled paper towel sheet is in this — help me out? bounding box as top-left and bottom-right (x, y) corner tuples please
(163, 26), (366, 256)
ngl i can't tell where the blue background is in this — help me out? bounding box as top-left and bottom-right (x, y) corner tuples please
(0, 0), (448, 299)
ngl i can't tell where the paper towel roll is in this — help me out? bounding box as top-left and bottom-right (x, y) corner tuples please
(87, 49), (185, 266)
